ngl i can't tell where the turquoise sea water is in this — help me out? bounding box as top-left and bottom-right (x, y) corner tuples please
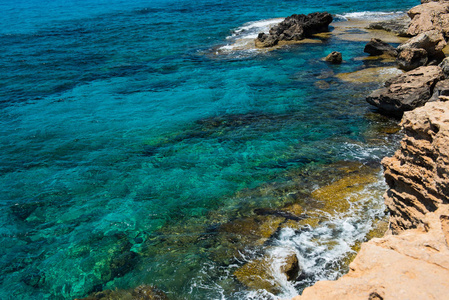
(1, 0), (419, 299)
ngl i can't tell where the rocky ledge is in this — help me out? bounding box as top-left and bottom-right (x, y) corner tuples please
(292, 101), (449, 300)
(255, 12), (332, 48)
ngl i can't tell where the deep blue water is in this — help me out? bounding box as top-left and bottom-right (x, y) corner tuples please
(1, 0), (419, 299)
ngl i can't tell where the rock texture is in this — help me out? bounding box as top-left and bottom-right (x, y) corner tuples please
(382, 101), (449, 233)
(292, 101), (449, 300)
(430, 79), (449, 101)
(324, 51), (342, 64)
(255, 12), (332, 48)
(397, 48), (428, 70)
(364, 38), (397, 57)
(368, 16), (410, 37)
(292, 206), (449, 300)
(397, 30), (447, 56)
(366, 66), (445, 117)
(407, 2), (449, 37)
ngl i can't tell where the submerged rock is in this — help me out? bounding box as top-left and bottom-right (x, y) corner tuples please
(368, 16), (411, 37)
(364, 38), (397, 57)
(366, 66), (445, 117)
(234, 250), (300, 293)
(255, 12), (333, 48)
(76, 285), (169, 300)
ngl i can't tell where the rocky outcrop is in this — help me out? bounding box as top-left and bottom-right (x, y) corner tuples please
(292, 101), (449, 300)
(368, 16), (410, 37)
(363, 38), (397, 57)
(292, 206), (449, 300)
(324, 51), (342, 64)
(366, 66), (445, 117)
(255, 12), (332, 48)
(395, 30), (447, 70)
(407, 2), (449, 37)
(382, 101), (449, 233)
(397, 30), (447, 56)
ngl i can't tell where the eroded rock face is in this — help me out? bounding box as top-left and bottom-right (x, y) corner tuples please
(366, 66), (445, 117)
(397, 48), (428, 71)
(382, 101), (449, 233)
(430, 79), (449, 101)
(292, 205), (449, 300)
(255, 12), (332, 48)
(397, 30), (446, 57)
(407, 2), (449, 37)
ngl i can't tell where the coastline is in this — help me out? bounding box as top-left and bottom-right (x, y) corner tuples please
(291, 1), (449, 299)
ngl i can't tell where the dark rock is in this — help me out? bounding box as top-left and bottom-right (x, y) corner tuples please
(77, 285), (169, 300)
(255, 32), (279, 48)
(324, 51), (342, 64)
(439, 57), (449, 78)
(255, 12), (333, 48)
(364, 38), (398, 57)
(368, 16), (411, 37)
(280, 253), (301, 281)
(397, 48), (428, 71)
(430, 79), (449, 101)
(366, 66), (445, 117)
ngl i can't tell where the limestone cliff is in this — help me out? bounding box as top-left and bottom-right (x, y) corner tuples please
(383, 101), (449, 234)
(292, 102), (449, 300)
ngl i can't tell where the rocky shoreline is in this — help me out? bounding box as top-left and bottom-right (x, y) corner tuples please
(292, 0), (449, 299)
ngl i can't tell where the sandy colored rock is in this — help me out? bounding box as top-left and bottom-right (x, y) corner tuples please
(382, 101), (449, 233)
(292, 206), (449, 300)
(397, 29), (446, 56)
(407, 2), (449, 37)
(324, 51), (342, 64)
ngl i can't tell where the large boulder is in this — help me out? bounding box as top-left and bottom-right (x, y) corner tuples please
(255, 12), (333, 48)
(397, 48), (428, 71)
(364, 38), (398, 56)
(407, 2), (449, 37)
(397, 30), (446, 57)
(366, 66), (445, 117)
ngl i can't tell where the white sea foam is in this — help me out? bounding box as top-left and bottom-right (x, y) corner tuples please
(336, 10), (405, 22)
(216, 18), (284, 54)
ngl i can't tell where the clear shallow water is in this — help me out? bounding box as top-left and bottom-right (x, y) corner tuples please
(1, 0), (418, 299)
